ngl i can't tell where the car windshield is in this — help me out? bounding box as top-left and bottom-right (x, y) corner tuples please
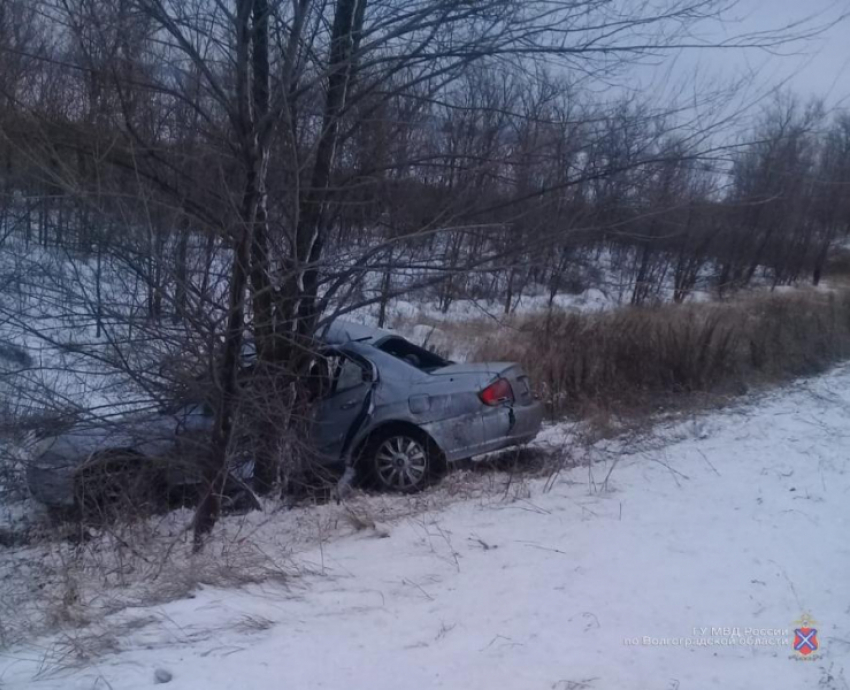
(375, 336), (450, 372)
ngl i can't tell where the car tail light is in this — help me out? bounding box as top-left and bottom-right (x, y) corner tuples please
(479, 378), (514, 406)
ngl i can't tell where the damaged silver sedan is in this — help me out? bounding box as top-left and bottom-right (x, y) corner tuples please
(314, 321), (543, 491)
(27, 321), (544, 509)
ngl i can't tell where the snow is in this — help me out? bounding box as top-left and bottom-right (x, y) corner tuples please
(2, 365), (849, 689)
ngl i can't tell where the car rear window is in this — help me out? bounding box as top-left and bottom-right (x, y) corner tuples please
(376, 336), (450, 372)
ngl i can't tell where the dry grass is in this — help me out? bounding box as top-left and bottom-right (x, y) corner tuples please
(474, 288), (850, 418)
(824, 246), (850, 284)
(0, 506), (295, 651)
(0, 461), (541, 658)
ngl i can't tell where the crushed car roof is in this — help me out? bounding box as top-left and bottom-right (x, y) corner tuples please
(319, 319), (396, 345)
(240, 320), (395, 364)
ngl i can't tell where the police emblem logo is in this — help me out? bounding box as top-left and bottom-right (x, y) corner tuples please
(792, 614), (819, 657)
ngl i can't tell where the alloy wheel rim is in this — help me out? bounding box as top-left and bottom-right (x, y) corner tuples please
(376, 436), (428, 489)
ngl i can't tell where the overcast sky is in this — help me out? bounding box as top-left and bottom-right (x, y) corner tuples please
(714, 0), (848, 99)
(626, 0), (850, 112)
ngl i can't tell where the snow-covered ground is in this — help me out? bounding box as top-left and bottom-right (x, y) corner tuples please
(2, 365), (849, 689)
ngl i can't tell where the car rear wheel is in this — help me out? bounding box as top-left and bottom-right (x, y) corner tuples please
(366, 430), (438, 493)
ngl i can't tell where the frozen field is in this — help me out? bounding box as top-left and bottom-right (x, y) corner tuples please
(1, 364), (848, 689)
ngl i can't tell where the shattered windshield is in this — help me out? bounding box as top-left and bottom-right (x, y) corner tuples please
(375, 336), (451, 372)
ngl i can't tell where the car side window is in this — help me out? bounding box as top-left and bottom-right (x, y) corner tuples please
(334, 356), (365, 395)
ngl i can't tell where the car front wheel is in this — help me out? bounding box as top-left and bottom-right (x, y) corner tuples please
(75, 451), (164, 521)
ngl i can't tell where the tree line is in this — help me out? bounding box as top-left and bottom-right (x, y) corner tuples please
(0, 0), (846, 543)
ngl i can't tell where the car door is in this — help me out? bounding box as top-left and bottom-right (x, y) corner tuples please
(310, 350), (373, 461)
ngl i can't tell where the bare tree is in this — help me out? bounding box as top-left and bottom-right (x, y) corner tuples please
(0, 0), (843, 548)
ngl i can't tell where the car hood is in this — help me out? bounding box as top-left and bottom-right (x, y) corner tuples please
(33, 412), (184, 467)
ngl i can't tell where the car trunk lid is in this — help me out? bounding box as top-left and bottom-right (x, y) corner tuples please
(432, 362), (536, 406)
(429, 362), (514, 377)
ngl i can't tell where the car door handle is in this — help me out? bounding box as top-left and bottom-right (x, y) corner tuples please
(340, 400), (359, 410)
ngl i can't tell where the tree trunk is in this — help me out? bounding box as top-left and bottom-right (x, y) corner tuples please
(193, 0), (263, 544)
(192, 219), (252, 550)
(174, 218), (189, 323)
(292, 0), (368, 339)
(377, 248), (392, 328)
(247, 0), (285, 495)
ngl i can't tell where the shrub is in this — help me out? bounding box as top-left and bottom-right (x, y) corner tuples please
(475, 289), (850, 417)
